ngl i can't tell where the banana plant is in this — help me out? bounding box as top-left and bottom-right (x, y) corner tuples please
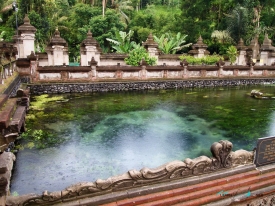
(226, 45), (238, 65)
(106, 30), (137, 53)
(153, 32), (192, 54)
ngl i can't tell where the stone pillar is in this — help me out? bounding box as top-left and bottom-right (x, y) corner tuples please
(52, 45), (64, 65)
(188, 36), (209, 58)
(180, 59), (189, 78)
(47, 51), (54, 66)
(142, 33), (159, 61)
(89, 57), (98, 80)
(45, 28), (69, 66)
(260, 34), (275, 65)
(236, 39), (247, 66)
(28, 51), (38, 82)
(247, 58), (255, 76)
(216, 59), (225, 77)
(17, 15), (36, 58)
(260, 51), (269, 65)
(63, 47), (69, 66)
(80, 31), (102, 66)
(249, 36), (260, 61)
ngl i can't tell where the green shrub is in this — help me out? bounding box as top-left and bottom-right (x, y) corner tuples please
(179, 55), (223, 65)
(125, 45), (157, 66)
(226, 46), (238, 65)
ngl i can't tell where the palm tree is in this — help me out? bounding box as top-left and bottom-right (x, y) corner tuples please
(112, 0), (133, 24)
(226, 5), (250, 43)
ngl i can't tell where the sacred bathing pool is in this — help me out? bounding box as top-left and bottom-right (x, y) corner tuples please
(2, 15), (275, 205)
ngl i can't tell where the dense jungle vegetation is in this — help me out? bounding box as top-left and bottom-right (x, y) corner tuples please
(0, 0), (275, 60)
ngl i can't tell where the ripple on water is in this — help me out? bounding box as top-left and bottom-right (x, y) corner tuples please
(12, 86), (275, 195)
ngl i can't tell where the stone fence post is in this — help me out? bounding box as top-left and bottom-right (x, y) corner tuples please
(180, 59), (189, 79)
(139, 59), (148, 80)
(247, 58), (255, 76)
(216, 59), (225, 77)
(89, 57), (98, 80)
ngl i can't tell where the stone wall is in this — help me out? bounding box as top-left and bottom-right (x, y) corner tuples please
(17, 57), (275, 83)
(28, 78), (275, 95)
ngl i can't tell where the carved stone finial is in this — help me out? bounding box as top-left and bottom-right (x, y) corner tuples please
(247, 58), (256, 66)
(142, 33), (158, 49)
(139, 58), (149, 66)
(80, 30), (102, 53)
(89, 57), (98, 66)
(54, 28), (60, 37)
(27, 51), (37, 60)
(23, 14), (30, 24)
(193, 35), (208, 49)
(180, 59), (189, 66)
(261, 34), (275, 51)
(216, 58), (225, 67)
(18, 14), (36, 34)
(47, 28), (67, 47)
(236, 38), (247, 51)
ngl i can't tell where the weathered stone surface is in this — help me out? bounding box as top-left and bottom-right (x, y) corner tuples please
(0, 152), (15, 198)
(9, 106), (26, 133)
(28, 79), (275, 95)
(0, 98), (17, 129)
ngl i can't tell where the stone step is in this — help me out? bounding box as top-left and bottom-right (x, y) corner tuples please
(0, 98), (18, 129)
(136, 170), (275, 206)
(103, 169), (275, 206)
(9, 106), (26, 133)
(174, 175), (275, 206)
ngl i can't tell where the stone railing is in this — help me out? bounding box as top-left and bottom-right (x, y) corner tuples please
(6, 140), (254, 205)
(15, 57), (275, 83)
(0, 41), (17, 85)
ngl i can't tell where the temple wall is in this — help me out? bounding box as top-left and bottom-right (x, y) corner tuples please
(28, 78), (275, 95)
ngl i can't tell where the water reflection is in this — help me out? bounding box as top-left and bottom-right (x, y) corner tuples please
(10, 85), (275, 195)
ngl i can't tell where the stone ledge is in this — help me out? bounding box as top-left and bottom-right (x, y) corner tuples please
(44, 165), (256, 206)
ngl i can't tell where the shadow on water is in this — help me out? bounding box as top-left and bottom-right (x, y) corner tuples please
(10, 85), (275, 195)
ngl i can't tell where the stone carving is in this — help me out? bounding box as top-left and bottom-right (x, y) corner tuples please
(9, 140), (254, 206)
(251, 89), (263, 98)
(211, 140), (233, 168)
(230, 149), (254, 166)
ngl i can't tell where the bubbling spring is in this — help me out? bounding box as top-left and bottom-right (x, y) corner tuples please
(10, 85), (275, 195)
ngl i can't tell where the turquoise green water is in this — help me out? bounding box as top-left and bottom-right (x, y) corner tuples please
(10, 85), (275, 195)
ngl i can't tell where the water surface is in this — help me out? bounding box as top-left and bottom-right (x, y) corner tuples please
(10, 85), (275, 195)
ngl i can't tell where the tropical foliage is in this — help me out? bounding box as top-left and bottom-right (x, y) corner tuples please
(226, 46), (238, 65)
(153, 32), (192, 54)
(179, 55), (224, 65)
(125, 44), (157, 66)
(106, 30), (137, 53)
(1, 0), (275, 59)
